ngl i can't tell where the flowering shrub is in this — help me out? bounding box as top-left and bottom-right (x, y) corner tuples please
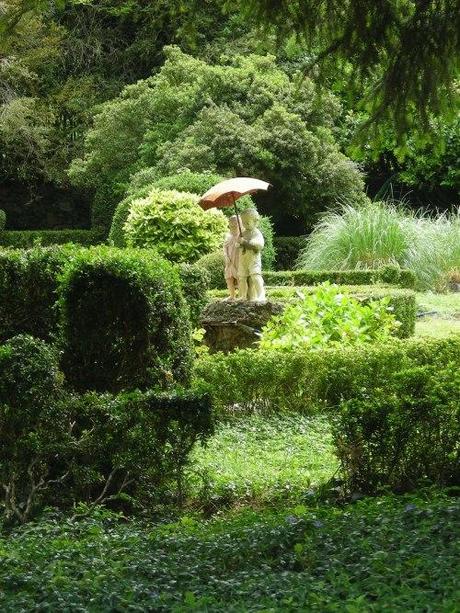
(259, 282), (397, 350)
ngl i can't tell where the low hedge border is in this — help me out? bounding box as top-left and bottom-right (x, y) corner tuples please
(264, 265), (416, 289)
(0, 246), (206, 343)
(0, 229), (105, 248)
(194, 336), (460, 414)
(209, 285), (416, 338)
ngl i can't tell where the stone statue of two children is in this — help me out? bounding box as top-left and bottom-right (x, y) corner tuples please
(223, 208), (265, 302)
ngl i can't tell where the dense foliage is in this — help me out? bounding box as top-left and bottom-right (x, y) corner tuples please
(335, 364), (460, 493)
(0, 334), (213, 524)
(259, 283), (397, 350)
(0, 493), (458, 610)
(123, 189), (228, 263)
(59, 247), (192, 392)
(69, 47), (365, 231)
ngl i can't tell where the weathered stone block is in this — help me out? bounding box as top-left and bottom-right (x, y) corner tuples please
(200, 300), (283, 353)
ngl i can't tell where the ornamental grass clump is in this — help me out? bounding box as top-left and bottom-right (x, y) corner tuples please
(124, 188), (228, 263)
(259, 282), (397, 350)
(298, 200), (460, 291)
(298, 200), (412, 270)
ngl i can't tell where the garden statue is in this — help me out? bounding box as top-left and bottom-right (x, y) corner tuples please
(223, 215), (242, 299)
(237, 208), (265, 302)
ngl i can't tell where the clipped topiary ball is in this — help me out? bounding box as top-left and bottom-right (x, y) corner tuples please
(124, 188), (228, 263)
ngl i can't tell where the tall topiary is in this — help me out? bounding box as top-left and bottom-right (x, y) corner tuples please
(124, 189), (228, 263)
(59, 247), (192, 393)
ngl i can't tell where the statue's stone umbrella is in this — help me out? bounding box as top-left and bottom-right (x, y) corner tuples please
(199, 177), (270, 234)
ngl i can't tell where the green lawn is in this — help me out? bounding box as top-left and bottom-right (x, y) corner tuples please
(189, 414), (337, 511)
(416, 291), (460, 338)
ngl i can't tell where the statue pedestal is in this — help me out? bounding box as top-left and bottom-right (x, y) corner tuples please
(200, 300), (283, 353)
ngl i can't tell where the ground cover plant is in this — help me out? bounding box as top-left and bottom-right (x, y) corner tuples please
(0, 491), (458, 612)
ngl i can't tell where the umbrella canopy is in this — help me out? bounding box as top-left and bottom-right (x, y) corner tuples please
(199, 177), (270, 210)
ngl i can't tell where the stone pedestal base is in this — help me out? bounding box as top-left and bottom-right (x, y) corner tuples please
(200, 300), (283, 353)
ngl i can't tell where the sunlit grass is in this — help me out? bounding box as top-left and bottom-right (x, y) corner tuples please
(189, 414), (337, 511)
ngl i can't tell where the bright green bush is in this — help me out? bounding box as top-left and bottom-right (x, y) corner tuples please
(59, 247), (192, 392)
(135, 170), (224, 197)
(123, 188), (228, 263)
(260, 283), (397, 350)
(209, 284), (416, 338)
(334, 364), (460, 492)
(298, 200), (460, 290)
(0, 228), (104, 248)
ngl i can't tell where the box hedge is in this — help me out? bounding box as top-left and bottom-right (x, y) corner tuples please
(194, 335), (460, 416)
(0, 245), (80, 342)
(0, 228), (104, 248)
(264, 265), (416, 289)
(0, 334), (214, 523)
(59, 247), (193, 392)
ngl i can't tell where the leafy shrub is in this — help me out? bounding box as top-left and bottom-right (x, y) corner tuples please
(298, 200), (460, 290)
(273, 236), (306, 270)
(0, 229), (104, 248)
(194, 336), (460, 415)
(210, 285), (416, 338)
(195, 251), (227, 290)
(108, 186), (154, 248)
(66, 387), (214, 511)
(334, 365), (460, 492)
(0, 209), (6, 231)
(0, 337), (213, 524)
(59, 247), (192, 392)
(258, 215), (276, 270)
(177, 263), (210, 326)
(0, 335), (67, 523)
(260, 283), (397, 350)
(124, 189), (228, 263)
(264, 265), (416, 289)
(0, 245), (80, 342)
(70, 48), (364, 230)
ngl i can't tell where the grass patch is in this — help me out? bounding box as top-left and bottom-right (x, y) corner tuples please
(0, 491), (458, 611)
(189, 414), (337, 511)
(416, 291), (460, 316)
(415, 292), (460, 337)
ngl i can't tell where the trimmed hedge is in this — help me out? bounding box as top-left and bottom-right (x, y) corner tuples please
(0, 245), (80, 342)
(334, 364), (459, 493)
(209, 285), (416, 339)
(273, 236), (306, 270)
(264, 265), (416, 289)
(178, 263), (210, 327)
(195, 335), (460, 416)
(59, 247), (192, 393)
(0, 228), (104, 248)
(0, 334), (214, 523)
(0, 209), (6, 231)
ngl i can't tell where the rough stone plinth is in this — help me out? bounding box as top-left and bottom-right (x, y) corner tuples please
(200, 300), (283, 353)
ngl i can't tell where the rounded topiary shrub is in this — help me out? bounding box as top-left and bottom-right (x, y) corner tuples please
(195, 251), (227, 289)
(0, 334), (63, 413)
(59, 247), (192, 393)
(124, 189), (228, 263)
